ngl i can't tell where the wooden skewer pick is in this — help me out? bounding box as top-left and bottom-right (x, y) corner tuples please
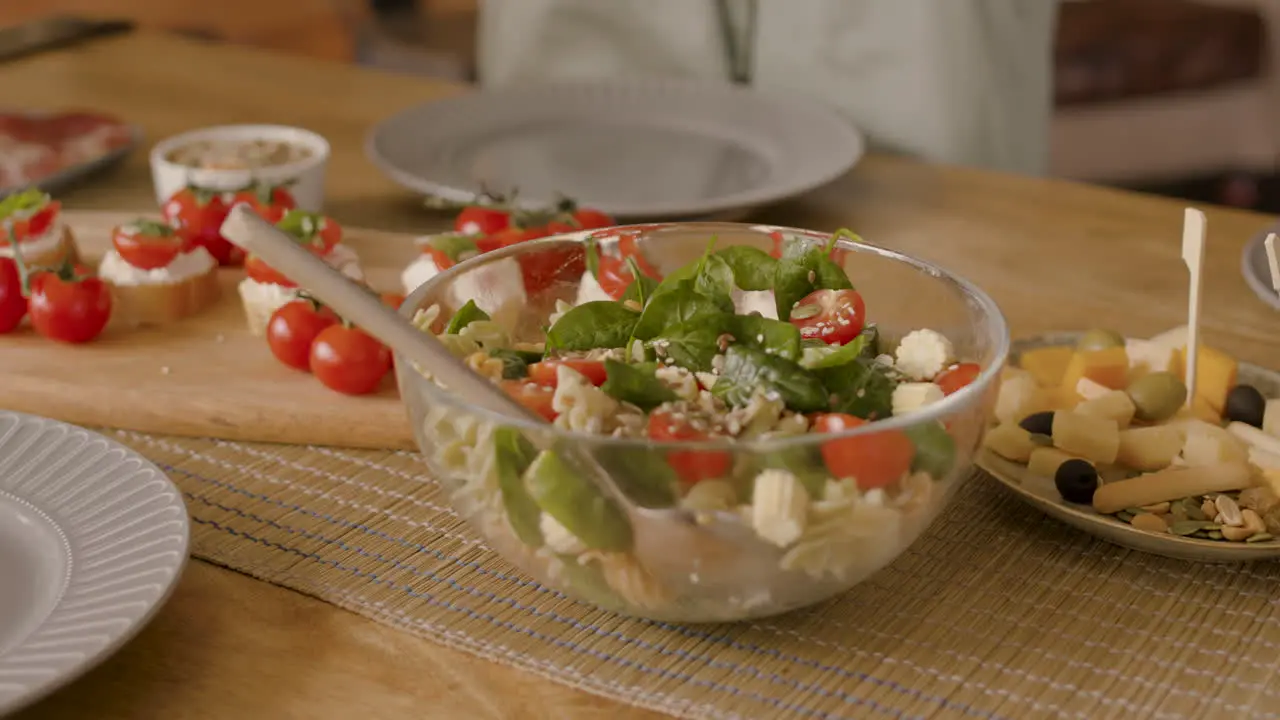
(1182, 208), (1206, 408)
(1265, 233), (1280, 296)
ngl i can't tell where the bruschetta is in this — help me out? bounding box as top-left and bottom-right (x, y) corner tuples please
(97, 219), (220, 326)
(0, 189), (81, 268)
(238, 210), (362, 335)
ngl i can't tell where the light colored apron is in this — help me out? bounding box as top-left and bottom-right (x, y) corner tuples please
(476, 0), (1059, 176)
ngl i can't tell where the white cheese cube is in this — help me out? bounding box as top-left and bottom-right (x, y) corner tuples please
(1125, 338), (1175, 374)
(732, 289), (778, 320)
(892, 382), (945, 416)
(1075, 377), (1112, 401)
(750, 469), (809, 548)
(574, 270), (613, 305)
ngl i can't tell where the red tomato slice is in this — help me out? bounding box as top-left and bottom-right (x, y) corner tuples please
(455, 206), (511, 236)
(647, 411), (731, 484)
(276, 210), (341, 253)
(267, 300), (339, 372)
(111, 220), (190, 270)
(244, 254), (298, 287)
(788, 288), (866, 345)
(935, 363), (981, 396)
(4, 198), (61, 244)
(229, 184), (297, 222)
(811, 413), (914, 490)
(528, 360), (608, 387)
(0, 257), (27, 333)
(309, 324), (392, 395)
(501, 380), (557, 421)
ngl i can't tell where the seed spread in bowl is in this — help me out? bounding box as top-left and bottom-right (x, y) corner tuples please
(984, 327), (1280, 541)
(408, 229), (990, 618)
(165, 138), (311, 170)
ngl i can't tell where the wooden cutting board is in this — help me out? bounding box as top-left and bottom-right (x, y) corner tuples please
(0, 211), (429, 450)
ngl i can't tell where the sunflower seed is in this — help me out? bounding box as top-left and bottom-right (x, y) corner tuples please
(1140, 501), (1171, 515)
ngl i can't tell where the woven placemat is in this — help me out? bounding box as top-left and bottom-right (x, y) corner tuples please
(108, 429), (1280, 720)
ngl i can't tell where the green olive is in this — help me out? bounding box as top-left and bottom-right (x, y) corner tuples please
(1076, 328), (1126, 352)
(1126, 371), (1188, 422)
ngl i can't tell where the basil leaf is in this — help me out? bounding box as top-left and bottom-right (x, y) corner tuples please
(713, 345), (829, 412)
(715, 245), (777, 291)
(812, 255), (853, 291)
(650, 316), (729, 373)
(445, 299), (490, 334)
(817, 358), (896, 420)
(525, 449), (633, 552)
(905, 421), (956, 479)
(493, 427), (543, 548)
(488, 349), (531, 379)
(695, 253), (736, 311)
(600, 359), (677, 411)
(802, 335), (867, 370)
(729, 314), (801, 361)
(630, 281), (724, 341)
(545, 301), (640, 352)
(426, 232), (480, 262)
(594, 448), (680, 508)
(0, 188), (49, 220)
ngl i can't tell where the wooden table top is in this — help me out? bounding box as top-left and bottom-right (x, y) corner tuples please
(4, 30), (1278, 720)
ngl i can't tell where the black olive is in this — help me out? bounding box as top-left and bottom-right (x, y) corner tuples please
(1224, 384), (1267, 428)
(1054, 459), (1098, 504)
(1019, 411), (1055, 436)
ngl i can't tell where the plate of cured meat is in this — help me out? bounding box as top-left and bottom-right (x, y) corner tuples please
(0, 109), (139, 196)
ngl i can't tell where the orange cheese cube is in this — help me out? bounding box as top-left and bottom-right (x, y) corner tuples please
(1060, 347), (1129, 394)
(1019, 346), (1074, 387)
(1172, 344), (1237, 415)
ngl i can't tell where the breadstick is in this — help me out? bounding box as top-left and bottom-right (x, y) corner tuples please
(1092, 462), (1252, 514)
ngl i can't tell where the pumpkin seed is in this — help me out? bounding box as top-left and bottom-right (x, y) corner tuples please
(1247, 533), (1275, 543)
(1170, 503), (1189, 522)
(1123, 507), (1147, 516)
(1207, 531), (1224, 540)
(1184, 499), (1208, 521)
(1170, 520), (1218, 536)
(1116, 511), (1134, 523)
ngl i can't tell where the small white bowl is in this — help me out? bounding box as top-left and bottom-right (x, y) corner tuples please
(149, 124), (330, 211)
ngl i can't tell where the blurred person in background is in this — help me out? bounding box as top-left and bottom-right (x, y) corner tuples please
(476, 0), (1060, 177)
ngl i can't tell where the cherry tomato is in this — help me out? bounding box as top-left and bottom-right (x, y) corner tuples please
(501, 380), (557, 421)
(229, 184), (297, 223)
(162, 187), (239, 266)
(276, 210), (341, 254)
(6, 199), (61, 243)
(111, 220), (192, 270)
(935, 363), (981, 396)
(480, 226), (583, 294)
(528, 359), (608, 387)
(380, 293), (405, 310)
(571, 208), (614, 230)
(244, 254), (296, 287)
(266, 299), (338, 371)
(309, 324), (392, 395)
(0, 257), (27, 333)
(788, 288), (866, 345)
(595, 256), (634, 299)
(811, 413), (914, 490)
(27, 267), (112, 344)
(647, 410), (731, 485)
(455, 206), (511, 236)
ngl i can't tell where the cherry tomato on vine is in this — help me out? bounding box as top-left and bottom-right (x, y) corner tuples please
(229, 184), (297, 223)
(309, 324), (392, 395)
(810, 413), (914, 490)
(788, 288), (866, 345)
(266, 299), (339, 371)
(571, 207), (614, 230)
(0, 257), (27, 333)
(162, 187), (239, 266)
(454, 206), (511, 236)
(27, 265), (112, 344)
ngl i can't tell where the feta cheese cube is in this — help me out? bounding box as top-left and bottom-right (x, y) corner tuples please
(892, 382), (945, 416)
(750, 469), (809, 547)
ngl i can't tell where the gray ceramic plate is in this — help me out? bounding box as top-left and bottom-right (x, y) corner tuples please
(977, 333), (1280, 563)
(0, 116), (142, 198)
(364, 79), (865, 220)
(1242, 225), (1280, 310)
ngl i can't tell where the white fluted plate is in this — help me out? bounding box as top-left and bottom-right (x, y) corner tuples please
(0, 411), (188, 715)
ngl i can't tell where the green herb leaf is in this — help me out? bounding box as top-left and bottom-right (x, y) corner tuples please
(772, 245), (854, 320)
(493, 427), (544, 548)
(426, 232), (480, 263)
(715, 245), (777, 291)
(275, 209), (325, 243)
(525, 449), (633, 552)
(599, 359), (677, 411)
(0, 189), (50, 221)
(630, 281), (725, 341)
(593, 448), (680, 508)
(801, 335), (867, 370)
(445, 300), (490, 334)
(859, 324), (880, 359)
(130, 219), (177, 238)
(620, 257), (659, 308)
(729, 314), (801, 361)
(649, 316), (730, 373)
(904, 421), (955, 479)
(817, 358), (897, 420)
(488, 349), (532, 379)
(712, 345), (830, 412)
(545, 301), (640, 352)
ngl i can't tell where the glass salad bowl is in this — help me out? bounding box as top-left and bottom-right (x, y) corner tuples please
(395, 222), (1010, 622)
